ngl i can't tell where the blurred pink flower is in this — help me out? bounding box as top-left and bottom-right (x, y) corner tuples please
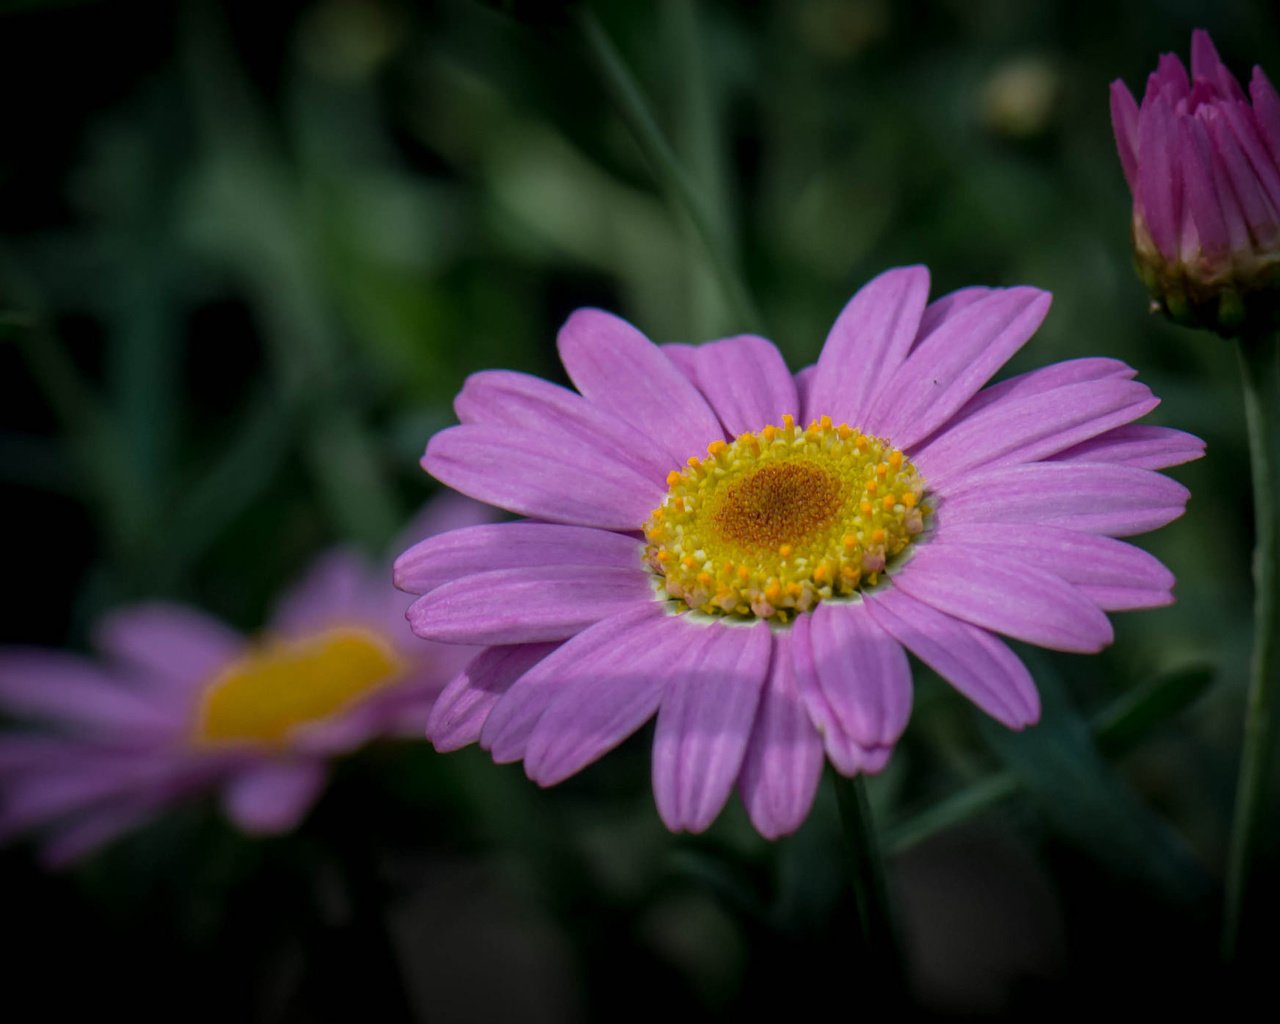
(396, 266), (1204, 839)
(1111, 29), (1280, 334)
(0, 495), (489, 866)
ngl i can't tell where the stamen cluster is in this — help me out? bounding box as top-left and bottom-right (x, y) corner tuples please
(643, 415), (928, 623)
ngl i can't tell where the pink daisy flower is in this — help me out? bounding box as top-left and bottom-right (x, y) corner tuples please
(396, 266), (1204, 840)
(0, 496), (489, 866)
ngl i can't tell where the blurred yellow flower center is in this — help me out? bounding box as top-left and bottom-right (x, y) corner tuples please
(194, 628), (403, 746)
(643, 415), (928, 623)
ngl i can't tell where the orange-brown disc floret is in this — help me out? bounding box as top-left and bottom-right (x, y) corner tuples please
(643, 415), (929, 623)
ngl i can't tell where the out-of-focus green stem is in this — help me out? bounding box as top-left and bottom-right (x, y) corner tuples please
(832, 774), (902, 986)
(665, 0), (731, 337)
(1222, 335), (1280, 962)
(574, 7), (763, 333)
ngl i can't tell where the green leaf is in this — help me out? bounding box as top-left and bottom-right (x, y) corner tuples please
(978, 656), (1211, 902)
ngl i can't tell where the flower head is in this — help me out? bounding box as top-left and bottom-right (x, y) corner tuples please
(397, 267), (1204, 838)
(1111, 29), (1280, 335)
(0, 495), (489, 866)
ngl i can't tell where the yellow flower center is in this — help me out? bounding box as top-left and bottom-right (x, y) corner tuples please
(643, 414), (929, 623)
(193, 628), (404, 746)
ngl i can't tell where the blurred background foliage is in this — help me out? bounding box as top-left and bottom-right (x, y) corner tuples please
(1, 0), (1277, 1018)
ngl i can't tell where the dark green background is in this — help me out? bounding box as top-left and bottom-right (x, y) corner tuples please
(1, 0), (1275, 1018)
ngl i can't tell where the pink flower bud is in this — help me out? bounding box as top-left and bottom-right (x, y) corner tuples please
(1112, 30), (1280, 336)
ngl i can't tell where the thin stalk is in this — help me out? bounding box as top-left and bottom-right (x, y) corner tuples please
(887, 774), (1020, 855)
(1222, 335), (1280, 962)
(574, 7), (764, 332)
(832, 773), (902, 986)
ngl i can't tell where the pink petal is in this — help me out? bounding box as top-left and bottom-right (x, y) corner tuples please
(479, 604), (668, 763)
(93, 604), (243, 692)
(1111, 80), (1141, 192)
(1250, 67), (1280, 168)
(914, 287), (995, 347)
(269, 548), (389, 640)
(865, 287), (1053, 449)
(424, 424), (662, 530)
(405, 565), (656, 645)
(892, 545), (1114, 653)
(1138, 95), (1181, 261)
(650, 621), (771, 832)
(395, 522), (642, 595)
(805, 266), (931, 426)
(794, 365), (816, 412)
(937, 357), (1135, 432)
(427, 644), (558, 753)
(517, 612), (706, 784)
(1191, 29), (1246, 102)
(930, 522), (1175, 611)
(0, 652), (181, 736)
(791, 612), (895, 776)
(0, 751), (191, 840)
(737, 630), (824, 839)
(686, 335), (799, 436)
(1220, 102), (1280, 232)
(222, 759), (327, 834)
(452, 370), (673, 480)
(1144, 53), (1190, 108)
(1048, 424), (1206, 469)
(557, 309), (724, 465)
(1181, 115), (1232, 260)
(800, 601), (912, 750)
(937, 461), (1191, 537)
(865, 587), (1040, 728)
(660, 342), (698, 379)
(913, 378), (1158, 487)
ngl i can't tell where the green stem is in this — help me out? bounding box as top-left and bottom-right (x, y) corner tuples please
(831, 773), (902, 983)
(1223, 336), (1280, 962)
(574, 7), (764, 333)
(887, 774), (1020, 855)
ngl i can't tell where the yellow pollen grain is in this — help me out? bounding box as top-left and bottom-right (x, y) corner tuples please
(642, 414), (928, 623)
